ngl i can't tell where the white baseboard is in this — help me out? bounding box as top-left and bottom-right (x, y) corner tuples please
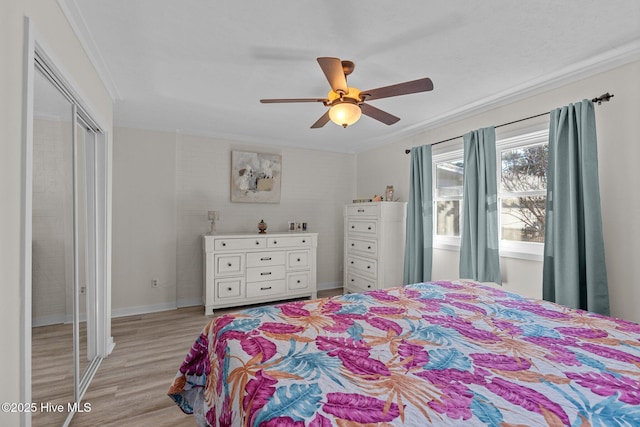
(317, 281), (342, 291)
(109, 284), (342, 319)
(106, 337), (115, 355)
(32, 312), (89, 327)
(111, 302), (177, 318)
(177, 297), (203, 308)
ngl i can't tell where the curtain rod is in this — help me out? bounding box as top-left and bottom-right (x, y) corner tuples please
(404, 92), (614, 154)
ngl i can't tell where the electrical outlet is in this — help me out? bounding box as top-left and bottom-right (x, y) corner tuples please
(152, 279), (158, 288)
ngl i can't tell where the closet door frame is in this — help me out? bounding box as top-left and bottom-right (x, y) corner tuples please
(21, 17), (112, 427)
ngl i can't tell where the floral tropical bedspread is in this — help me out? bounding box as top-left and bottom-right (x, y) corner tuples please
(168, 281), (640, 426)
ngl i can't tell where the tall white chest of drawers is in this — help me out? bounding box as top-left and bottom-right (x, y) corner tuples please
(344, 202), (407, 293)
(203, 233), (318, 315)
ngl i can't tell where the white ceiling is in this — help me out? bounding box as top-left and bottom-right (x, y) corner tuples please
(61, 0), (640, 153)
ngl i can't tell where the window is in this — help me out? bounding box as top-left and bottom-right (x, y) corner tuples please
(433, 150), (464, 247)
(432, 129), (548, 259)
(497, 130), (548, 259)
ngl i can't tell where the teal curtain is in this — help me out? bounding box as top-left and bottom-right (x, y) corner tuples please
(459, 126), (502, 284)
(403, 145), (433, 284)
(543, 100), (609, 315)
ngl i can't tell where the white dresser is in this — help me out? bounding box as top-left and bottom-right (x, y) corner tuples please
(344, 202), (407, 293)
(203, 233), (318, 315)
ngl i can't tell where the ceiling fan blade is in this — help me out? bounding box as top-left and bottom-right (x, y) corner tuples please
(317, 57), (348, 94)
(310, 111), (331, 128)
(360, 103), (400, 125)
(260, 98), (328, 104)
(360, 77), (433, 101)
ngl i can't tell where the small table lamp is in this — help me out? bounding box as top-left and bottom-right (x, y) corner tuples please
(208, 210), (219, 234)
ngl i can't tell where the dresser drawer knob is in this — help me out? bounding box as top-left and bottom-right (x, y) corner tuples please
(357, 209), (364, 213)
(227, 262), (232, 267)
(351, 225), (355, 229)
(350, 261), (354, 264)
(351, 279), (354, 282)
(302, 239), (306, 243)
(351, 243), (355, 247)
(261, 257), (271, 261)
(273, 241), (278, 244)
(255, 241), (260, 245)
(260, 286), (272, 291)
(367, 285), (372, 288)
(227, 287), (232, 291)
(367, 226), (372, 230)
(367, 246), (372, 250)
(222, 242), (226, 247)
(297, 258), (301, 262)
(297, 280), (301, 284)
(260, 272), (272, 276)
(367, 265), (371, 269)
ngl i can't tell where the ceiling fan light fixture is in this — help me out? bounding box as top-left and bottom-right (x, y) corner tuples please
(329, 100), (361, 128)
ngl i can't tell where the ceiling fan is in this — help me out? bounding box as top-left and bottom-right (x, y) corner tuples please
(260, 57), (434, 128)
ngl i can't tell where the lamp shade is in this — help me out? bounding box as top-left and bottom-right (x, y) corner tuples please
(329, 101), (361, 128)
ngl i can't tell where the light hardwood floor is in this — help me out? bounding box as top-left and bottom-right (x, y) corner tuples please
(32, 289), (342, 427)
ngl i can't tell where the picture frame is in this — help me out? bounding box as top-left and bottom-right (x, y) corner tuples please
(231, 150), (282, 203)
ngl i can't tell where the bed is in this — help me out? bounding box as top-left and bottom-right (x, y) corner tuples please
(168, 280), (640, 426)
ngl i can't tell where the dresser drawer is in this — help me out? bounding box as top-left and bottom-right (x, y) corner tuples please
(346, 273), (376, 293)
(346, 204), (380, 218)
(347, 255), (377, 277)
(214, 237), (266, 251)
(215, 277), (245, 300)
(247, 265), (285, 282)
(347, 237), (378, 257)
(267, 235), (312, 248)
(287, 271), (310, 291)
(287, 250), (310, 269)
(347, 220), (377, 235)
(247, 251), (285, 267)
(214, 254), (244, 276)
(246, 279), (285, 298)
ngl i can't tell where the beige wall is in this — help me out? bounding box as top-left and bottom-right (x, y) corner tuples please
(356, 61), (640, 322)
(111, 128), (356, 315)
(1, 0), (113, 423)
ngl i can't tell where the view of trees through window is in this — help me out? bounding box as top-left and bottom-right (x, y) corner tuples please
(500, 144), (548, 243)
(435, 160), (464, 236)
(433, 133), (549, 249)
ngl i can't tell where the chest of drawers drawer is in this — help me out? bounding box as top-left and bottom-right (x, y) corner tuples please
(214, 237), (266, 251)
(347, 255), (377, 277)
(214, 277), (245, 300)
(346, 273), (376, 293)
(267, 235), (312, 248)
(287, 271), (310, 291)
(346, 205), (380, 218)
(247, 265), (286, 282)
(246, 279), (286, 298)
(214, 254), (244, 276)
(347, 220), (378, 235)
(346, 237), (378, 257)
(247, 251), (285, 267)
(287, 250), (310, 269)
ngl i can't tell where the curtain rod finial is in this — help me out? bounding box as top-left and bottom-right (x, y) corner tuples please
(592, 93), (614, 105)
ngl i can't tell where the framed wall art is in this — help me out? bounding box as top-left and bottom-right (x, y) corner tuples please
(231, 150), (282, 203)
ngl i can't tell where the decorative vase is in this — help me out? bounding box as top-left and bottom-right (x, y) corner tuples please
(258, 219), (267, 234)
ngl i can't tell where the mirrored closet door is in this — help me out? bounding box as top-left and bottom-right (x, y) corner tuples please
(31, 53), (107, 427)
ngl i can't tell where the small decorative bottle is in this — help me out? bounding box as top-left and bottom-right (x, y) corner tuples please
(385, 185), (395, 201)
(258, 219), (267, 234)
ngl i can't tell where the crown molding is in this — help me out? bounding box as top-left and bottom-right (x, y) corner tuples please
(376, 39), (640, 146)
